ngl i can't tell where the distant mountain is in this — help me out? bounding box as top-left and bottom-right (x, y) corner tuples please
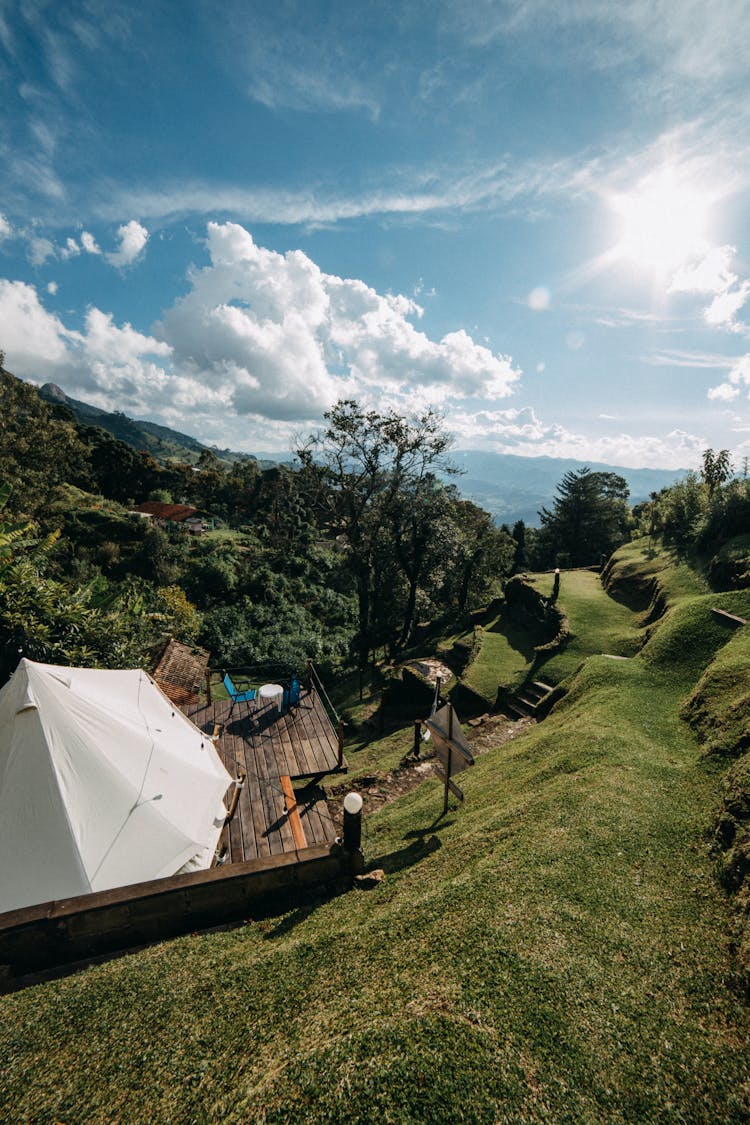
(38, 383), (266, 467)
(35, 383), (687, 524)
(450, 450), (688, 527)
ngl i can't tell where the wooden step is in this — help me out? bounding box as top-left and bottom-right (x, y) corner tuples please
(504, 699), (532, 720)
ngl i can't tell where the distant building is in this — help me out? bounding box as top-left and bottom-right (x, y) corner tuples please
(131, 501), (220, 534)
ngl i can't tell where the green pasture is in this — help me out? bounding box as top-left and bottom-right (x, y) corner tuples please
(2, 542), (750, 1123)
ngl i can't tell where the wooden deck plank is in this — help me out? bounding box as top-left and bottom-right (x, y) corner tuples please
(304, 692), (340, 773)
(296, 784), (338, 847)
(272, 712), (297, 776)
(283, 709), (318, 777)
(256, 728), (288, 856)
(183, 688), (342, 862)
(247, 728), (277, 857)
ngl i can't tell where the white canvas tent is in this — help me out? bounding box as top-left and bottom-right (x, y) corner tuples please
(0, 659), (233, 914)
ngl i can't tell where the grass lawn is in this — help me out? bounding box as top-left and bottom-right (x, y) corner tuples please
(529, 567), (644, 684)
(461, 610), (536, 701)
(2, 545), (749, 1122)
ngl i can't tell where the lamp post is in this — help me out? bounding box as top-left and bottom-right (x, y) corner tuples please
(342, 791), (363, 851)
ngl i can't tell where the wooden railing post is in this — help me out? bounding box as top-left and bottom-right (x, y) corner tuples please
(337, 720), (345, 769)
(306, 658), (313, 691)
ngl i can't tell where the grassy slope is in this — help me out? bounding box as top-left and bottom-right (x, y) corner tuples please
(529, 568), (643, 684)
(2, 545), (750, 1123)
(463, 568), (642, 701)
(462, 609), (535, 700)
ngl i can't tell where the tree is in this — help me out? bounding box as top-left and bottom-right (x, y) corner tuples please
(511, 519), (527, 573)
(298, 399), (456, 667)
(701, 448), (733, 498)
(537, 468), (631, 568)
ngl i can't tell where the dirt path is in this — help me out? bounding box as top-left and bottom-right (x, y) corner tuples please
(326, 712), (534, 827)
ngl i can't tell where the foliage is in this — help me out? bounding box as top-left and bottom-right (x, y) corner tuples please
(638, 454), (750, 561)
(0, 369), (88, 517)
(299, 399), (510, 664)
(0, 482), (32, 576)
(535, 467), (631, 568)
(702, 447), (733, 497)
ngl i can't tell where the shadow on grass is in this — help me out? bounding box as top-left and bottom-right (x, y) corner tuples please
(486, 615), (541, 663)
(367, 831), (443, 875)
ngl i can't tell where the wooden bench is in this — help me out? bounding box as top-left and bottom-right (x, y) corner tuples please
(280, 774), (307, 850)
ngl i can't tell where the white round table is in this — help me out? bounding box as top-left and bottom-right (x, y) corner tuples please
(259, 683), (284, 712)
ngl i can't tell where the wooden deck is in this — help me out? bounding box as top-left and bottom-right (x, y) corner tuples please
(184, 686), (345, 865)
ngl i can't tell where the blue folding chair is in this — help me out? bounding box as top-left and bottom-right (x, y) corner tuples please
(223, 672), (257, 715)
(282, 675), (301, 712)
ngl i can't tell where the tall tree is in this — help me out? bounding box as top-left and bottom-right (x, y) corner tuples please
(298, 399), (456, 666)
(701, 448), (733, 498)
(538, 467), (631, 568)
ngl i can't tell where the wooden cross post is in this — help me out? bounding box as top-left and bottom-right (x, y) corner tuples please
(443, 706), (454, 816)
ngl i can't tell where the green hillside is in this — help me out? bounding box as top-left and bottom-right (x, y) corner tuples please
(38, 382), (260, 466)
(2, 540), (749, 1122)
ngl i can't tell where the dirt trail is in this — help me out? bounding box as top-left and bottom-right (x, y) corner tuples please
(326, 712), (533, 826)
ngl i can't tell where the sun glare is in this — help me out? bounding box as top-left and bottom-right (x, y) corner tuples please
(609, 167), (713, 275)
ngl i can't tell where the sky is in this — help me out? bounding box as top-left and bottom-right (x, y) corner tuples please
(1, 1), (750, 469)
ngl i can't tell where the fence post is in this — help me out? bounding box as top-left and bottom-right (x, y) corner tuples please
(306, 658), (313, 691)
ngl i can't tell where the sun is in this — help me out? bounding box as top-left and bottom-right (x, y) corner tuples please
(608, 166), (714, 276)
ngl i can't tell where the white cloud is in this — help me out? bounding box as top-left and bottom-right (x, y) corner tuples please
(0, 280), (80, 377)
(448, 404), (703, 468)
(668, 244), (738, 295)
(647, 348), (735, 370)
(83, 308), (171, 365)
(80, 231), (101, 255)
(708, 382), (740, 402)
(157, 222), (521, 422)
(28, 237), (55, 266)
(0, 214), (11, 240)
(450, 0), (750, 90)
(667, 243), (750, 332)
(47, 281), (58, 295)
(0, 225), (522, 448)
(708, 354), (750, 401)
(704, 281), (750, 330)
(59, 237), (81, 259)
(105, 220), (149, 267)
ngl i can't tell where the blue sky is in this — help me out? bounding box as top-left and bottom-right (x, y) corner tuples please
(1, 0), (750, 468)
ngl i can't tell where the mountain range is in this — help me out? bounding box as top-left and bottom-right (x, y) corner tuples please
(38, 382), (686, 526)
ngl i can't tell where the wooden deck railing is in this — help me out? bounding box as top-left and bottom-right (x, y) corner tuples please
(307, 659), (345, 769)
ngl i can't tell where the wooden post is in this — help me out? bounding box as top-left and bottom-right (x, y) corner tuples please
(306, 658), (313, 691)
(413, 720), (421, 759)
(205, 668), (212, 703)
(443, 705), (454, 815)
(337, 720), (345, 769)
